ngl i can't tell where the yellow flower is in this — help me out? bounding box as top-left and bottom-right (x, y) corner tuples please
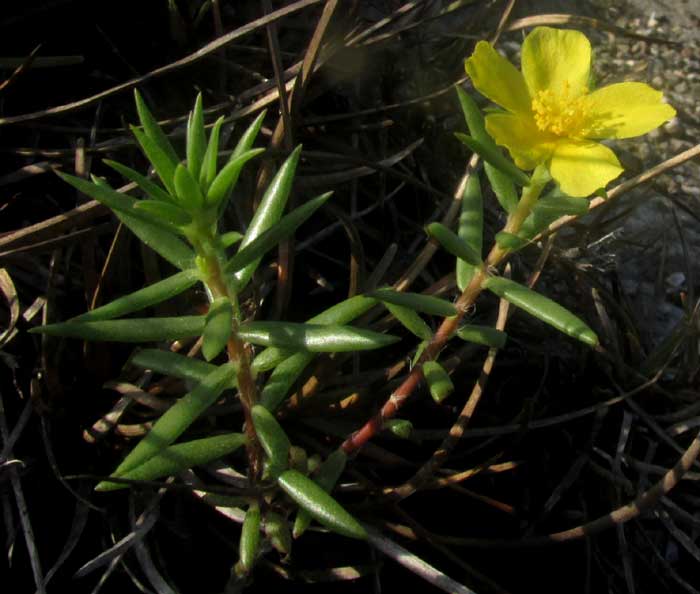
(465, 27), (676, 197)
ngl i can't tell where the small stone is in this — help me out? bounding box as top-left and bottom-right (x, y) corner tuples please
(664, 117), (681, 136)
(652, 75), (664, 87)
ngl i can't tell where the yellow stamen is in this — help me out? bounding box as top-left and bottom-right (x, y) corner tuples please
(531, 81), (589, 137)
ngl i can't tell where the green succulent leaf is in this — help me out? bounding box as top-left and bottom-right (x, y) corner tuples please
(220, 231), (243, 248)
(382, 301), (432, 340)
(231, 110), (266, 160)
(95, 432), (246, 491)
(104, 159), (175, 204)
(130, 349), (226, 385)
(369, 287), (458, 318)
(174, 163), (205, 211)
(225, 192), (332, 275)
(519, 189), (590, 239)
(456, 173), (483, 290)
(495, 231), (529, 251)
(485, 162), (519, 214)
(456, 85), (488, 143)
(207, 148), (264, 208)
(384, 419), (413, 439)
(426, 222), (483, 268)
(255, 295), (379, 410)
(259, 352), (312, 411)
(422, 360), (454, 403)
(235, 145), (302, 288)
(107, 362), (236, 479)
(131, 125), (177, 196)
(71, 269), (199, 322)
(31, 315), (206, 343)
(277, 469), (366, 540)
(239, 321), (400, 352)
(202, 297), (233, 361)
(455, 324), (507, 348)
(455, 133), (530, 186)
(134, 89), (180, 166)
(187, 93), (206, 180)
(293, 449), (347, 538)
(239, 504), (261, 573)
(251, 404), (291, 478)
(200, 116), (225, 191)
(135, 199), (193, 228)
(482, 276), (598, 346)
(264, 511), (292, 555)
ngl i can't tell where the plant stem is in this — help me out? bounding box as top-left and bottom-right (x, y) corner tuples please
(341, 168), (549, 455)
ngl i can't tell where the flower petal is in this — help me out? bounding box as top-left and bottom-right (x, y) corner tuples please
(485, 112), (555, 171)
(550, 140), (623, 197)
(521, 27), (591, 98)
(465, 41), (531, 115)
(582, 82), (676, 139)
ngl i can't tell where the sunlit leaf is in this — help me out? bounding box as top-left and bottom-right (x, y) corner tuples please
(107, 362), (236, 479)
(131, 348), (227, 385)
(239, 321), (400, 352)
(71, 269), (199, 322)
(95, 433), (246, 491)
(187, 93), (206, 179)
(131, 125), (177, 196)
(225, 192), (332, 275)
(202, 297), (233, 361)
(134, 89), (180, 166)
(369, 287), (458, 317)
(426, 222), (483, 268)
(135, 199), (193, 228)
(384, 419), (413, 439)
(199, 116), (224, 191)
(293, 449), (347, 538)
(174, 163), (205, 211)
(422, 360), (454, 403)
(495, 231), (528, 251)
(277, 469), (366, 540)
(239, 504), (261, 573)
(31, 316), (206, 342)
(482, 276), (598, 346)
(455, 324), (507, 348)
(251, 404), (290, 478)
(206, 149), (265, 208)
(382, 301), (432, 340)
(456, 173), (483, 290)
(235, 145), (302, 288)
(104, 159), (175, 204)
(455, 133), (530, 186)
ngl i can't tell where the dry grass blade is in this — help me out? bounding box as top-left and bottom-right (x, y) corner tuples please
(0, 44), (42, 93)
(41, 500), (90, 588)
(507, 13), (682, 46)
(366, 526), (480, 594)
(0, 391), (46, 594)
(0, 268), (20, 346)
(0, 0), (325, 126)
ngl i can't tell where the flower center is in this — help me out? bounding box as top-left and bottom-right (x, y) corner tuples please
(531, 82), (590, 137)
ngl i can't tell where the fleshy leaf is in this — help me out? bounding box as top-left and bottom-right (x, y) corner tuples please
(456, 174), (483, 290)
(135, 200), (193, 228)
(108, 362), (236, 478)
(293, 449), (347, 538)
(235, 146), (302, 288)
(130, 348), (225, 384)
(134, 89), (180, 166)
(225, 192), (332, 274)
(251, 404), (290, 478)
(426, 222), (483, 268)
(104, 159), (175, 204)
(71, 269), (199, 322)
(239, 321), (400, 352)
(456, 324), (507, 348)
(382, 301), (432, 340)
(95, 433), (245, 491)
(174, 163), (205, 211)
(199, 116), (225, 191)
(206, 149), (265, 208)
(131, 125), (177, 196)
(369, 288), (458, 317)
(239, 504), (261, 573)
(495, 231), (529, 251)
(277, 469), (366, 540)
(422, 360), (454, 403)
(259, 352), (312, 411)
(187, 93), (206, 179)
(202, 297), (233, 361)
(31, 316), (206, 342)
(384, 419), (413, 439)
(482, 276), (598, 346)
(455, 133), (530, 186)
